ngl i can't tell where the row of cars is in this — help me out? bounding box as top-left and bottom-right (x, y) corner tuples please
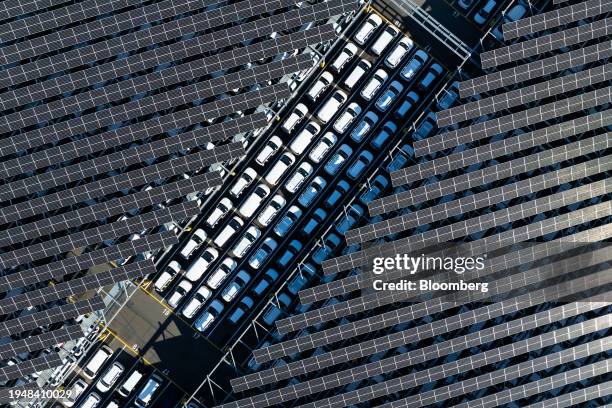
(63, 346), (163, 408)
(241, 14), (450, 336)
(143, 15), (403, 335)
(150, 10), (445, 342)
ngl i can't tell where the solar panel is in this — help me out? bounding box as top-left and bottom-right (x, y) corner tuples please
(0, 295), (104, 338)
(239, 273), (608, 388)
(0, 325), (82, 360)
(415, 87), (611, 157)
(296, 333), (612, 408)
(0, 0), (71, 22)
(367, 338), (610, 408)
(459, 40), (612, 97)
(1, 133), (246, 202)
(0, 0), (349, 88)
(0, 24), (334, 110)
(436, 63), (612, 127)
(300, 228), (604, 310)
(0, 0), (213, 66)
(0, 231), (177, 292)
(480, 18), (612, 69)
(0, 78), (282, 163)
(221, 321), (611, 408)
(279, 216), (610, 338)
(0, 352), (62, 383)
(392, 110), (612, 185)
(327, 185), (610, 275)
(0, 172), (222, 248)
(453, 359), (611, 408)
(274, 269), (608, 360)
(0, 0), (141, 43)
(503, 0), (612, 40)
(374, 133), (609, 214)
(347, 156), (607, 245)
(0, 260), (156, 315)
(0, 108), (261, 181)
(0, 53), (310, 134)
(0, 143), (244, 225)
(0, 82), (283, 159)
(0, 202), (193, 270)
(523, 383), (612, 408)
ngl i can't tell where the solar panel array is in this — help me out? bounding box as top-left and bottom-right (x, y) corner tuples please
(219, 3), (611, 408)
(0, 0), (349, 391)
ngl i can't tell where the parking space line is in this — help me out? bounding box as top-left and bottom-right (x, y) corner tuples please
(133, 280), (224, 353)
(99, 323), (199, 404)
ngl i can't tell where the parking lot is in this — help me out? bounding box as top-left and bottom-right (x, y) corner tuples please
(48, 0), (533, 405)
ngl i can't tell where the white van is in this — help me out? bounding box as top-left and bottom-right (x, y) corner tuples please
(354, 14), (382, 45)
(185, 248), (218, 281)
(361, 69), (388, 101)
(213, 216), (243, 248)
(80, 393), (101, 408)
(255, 135), (282, 165)
(316, 90), (347, 124)
(309, 132), (337, 163)
(206, 258), (236, 289)
(118, 370), (143, 397)
(205, 197), (232, 227)
(371, 25), (399, 55)
(181, 286), (212, 318)
(96, 362), (124, 393)
(83, 345), (113, 379)
(307, 71), (333, 101)
(344, 59), (371, 90)
(232, 226), (261, 258)
(179, 229), (207, 259)
(385, 36), (414, 68)
(134, 375), (162, 407)
(289, 122), (320, 155)
(285, 162), (313, 193)
(257, 195), (286, 226)
(64, 379), (87, 407)
(264, 153), (295, 185)
(333, 103), (362, 134)
(153, 260), (180, 292)
(229, 167), (257, 197)
(238, 184), (270, 218)
(331, 43), (358, 72)
(281, 103), (308, 133)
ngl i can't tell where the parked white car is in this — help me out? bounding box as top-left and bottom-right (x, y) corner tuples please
(361, 69), (388, 101)
(371, 25), (399, 55)
(307, 71), (334, 101)
(185, 248), (218, 282)
(255, 135), (282, 165)
(354, 14), (382, 45)
(181, 286), (212, 318)
(309, 132), (337, 163)
(257, 195), (286, 226)
(331, 43), (358, 72)
(179, 229), (207, 259)
(281, 103), (308, 133)
(285, 162), (313, 193)
(230, 167), (257, 197)
(206, 258), (236, 289)
(232, 226), (261, 258)
(316, 90), (347, 124)
(333, 103), (362, 134)
(205, 197), (232, 227)
(385, 36), (414, 68)
(289, 122), (320, 155)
